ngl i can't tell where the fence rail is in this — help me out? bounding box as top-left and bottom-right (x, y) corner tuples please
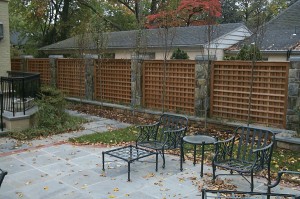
(210, 61), (289, 128)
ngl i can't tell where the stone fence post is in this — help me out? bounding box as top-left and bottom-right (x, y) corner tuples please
(287, 57), (300, 134)
(131, 55), (143, 108)
(84, 55), (97, 100)
(49, 55), (63, 88)
(195, 56), (214, 117)
(20, 55), (33, 72)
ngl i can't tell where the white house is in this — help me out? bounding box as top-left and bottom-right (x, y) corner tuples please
(39, 23), (252, 60)
(226, 0), (300, 61)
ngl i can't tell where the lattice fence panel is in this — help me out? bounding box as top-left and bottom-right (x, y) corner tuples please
(11, 58), (22, 71)
(94, 59), (131, 104)
(143, 60), (195, 114)
(57, 59), (85, 97)
(27, 59), (51, 85)
(210, 61), (289, 128)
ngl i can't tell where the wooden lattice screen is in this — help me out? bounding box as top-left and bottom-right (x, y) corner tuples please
(94, 59), (131, 104)
(11, 58), (22, 71)
(27, 59), (51, 85)
(143, 60), (195, 114)
(210, 61), (289, 128)
(57, 59), (85, 97)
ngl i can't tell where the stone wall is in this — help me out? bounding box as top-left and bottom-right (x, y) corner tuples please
(286, 57), (300, 135)
(0, 0), (11, 76)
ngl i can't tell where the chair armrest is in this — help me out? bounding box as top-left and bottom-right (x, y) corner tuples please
(162, 127), (187, 149)
(136, 122), (160, 143)
(251, 142), (273, 169)
(268, 170), (300, 190)
(213, 136), (235, 162)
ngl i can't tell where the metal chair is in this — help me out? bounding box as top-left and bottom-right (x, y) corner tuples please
(212, 126), (275, 191)
(136, 113), (188, 168)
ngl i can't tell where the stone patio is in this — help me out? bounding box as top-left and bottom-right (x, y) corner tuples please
(0, 111), (299, 198)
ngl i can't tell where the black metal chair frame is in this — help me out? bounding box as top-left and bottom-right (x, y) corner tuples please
(212, 126), (275, 192)
(136, 113), (188, 168)
(202, 171), (300, 199)
(0, 169), (7, 188)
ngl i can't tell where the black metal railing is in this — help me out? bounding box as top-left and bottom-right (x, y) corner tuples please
(0, 92), (3, 131)
(0, 71), (40, 116)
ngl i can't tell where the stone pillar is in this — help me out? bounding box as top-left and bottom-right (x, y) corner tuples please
(49, 55), (63, 88)
(131, 55), (143, 108)
(286, 57), (300, 134)
(20, 55), (33, 72)
(195, 56), (211, 117)
(84, 54), (97, 100)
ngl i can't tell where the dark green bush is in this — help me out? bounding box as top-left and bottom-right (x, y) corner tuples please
(9, 86), (86, 140)
(236, 44), (262, 61)
(171, 48), (189, 59)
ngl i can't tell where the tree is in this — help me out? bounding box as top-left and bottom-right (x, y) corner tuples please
(146, 0), (221, 28)
(219, 0), (242, 23)
(236, 44), (262, 60)
(171, 48), (189, 59)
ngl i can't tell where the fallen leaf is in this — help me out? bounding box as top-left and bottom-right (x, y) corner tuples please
(113, 188), (119, 192)
(43, 186), (49, 191)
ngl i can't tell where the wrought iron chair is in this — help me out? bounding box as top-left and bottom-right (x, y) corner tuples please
(136, 113), (188, 168)
(202, 170), (300, 199)
(212, 126), (275, 192)
(0, 169), (7, 188)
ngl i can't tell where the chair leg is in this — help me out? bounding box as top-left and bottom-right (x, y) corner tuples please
(212, 163), (216, 181)
(267, 166), (271, 185)
(251, 171), (254, 192)
(162, 149), (165, 169)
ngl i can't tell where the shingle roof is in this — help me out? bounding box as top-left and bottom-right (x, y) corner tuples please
(39, 23), (247, 51)
(230, 0), (300, 51)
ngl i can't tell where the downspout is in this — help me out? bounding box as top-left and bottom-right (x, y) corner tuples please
(287, 48), (292, 61)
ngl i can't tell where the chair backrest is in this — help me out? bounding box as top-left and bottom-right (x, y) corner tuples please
(157, 114), (188, 149)
(159, 114), (188, 132)
(0, 169), (7, 187)
(233, 126), (275, 165)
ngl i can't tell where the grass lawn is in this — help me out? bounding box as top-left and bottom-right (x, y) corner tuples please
(70, 126), (300, 180)
(69, 126), (139, 145)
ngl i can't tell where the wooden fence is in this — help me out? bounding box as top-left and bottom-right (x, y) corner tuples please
(94, 59), (131, 104)
(142, 60), (195, 114)
(57, 59), (85, 98)
(210, 61), (289, 128)
(10, 58), (291, 128)
(27, 59), (51, 85)
(11, 58), (22, 71)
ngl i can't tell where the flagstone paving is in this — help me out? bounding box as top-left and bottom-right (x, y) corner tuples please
(0, 111), (299, 199)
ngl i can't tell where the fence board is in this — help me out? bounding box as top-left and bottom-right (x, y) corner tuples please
(210, 61), (289, 128)
(27, 59), (51, 85)
(57, 59), (85, 97)
(94, 59), (131, 104)
(11, 58), (22, 71)
(143, 60), (195, 114)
